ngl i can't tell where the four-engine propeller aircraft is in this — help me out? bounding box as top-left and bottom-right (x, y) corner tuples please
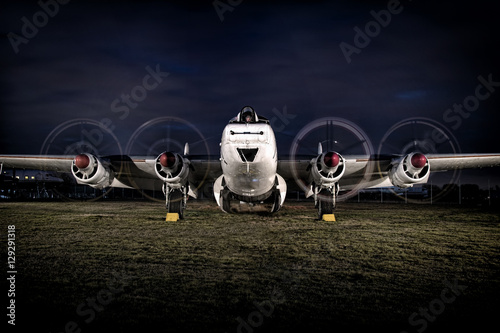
(1, 106), (500, 219)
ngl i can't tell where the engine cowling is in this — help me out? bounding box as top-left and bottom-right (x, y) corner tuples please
(311, 151), (345, 186)
(389, 153), (430, 188)
(154, 152), (189, 184)
(71, 153), (113, 189)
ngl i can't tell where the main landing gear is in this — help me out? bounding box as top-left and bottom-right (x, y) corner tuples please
(163, 183), (187, 219)
(219, 189), (281, 213)
(314, 183), (339, 220)
(220, 188), (231, 213)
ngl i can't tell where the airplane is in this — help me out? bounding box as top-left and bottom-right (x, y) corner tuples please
(1, 106), (500, 219)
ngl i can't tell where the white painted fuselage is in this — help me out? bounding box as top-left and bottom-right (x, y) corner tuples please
(219, 122), (278, 201)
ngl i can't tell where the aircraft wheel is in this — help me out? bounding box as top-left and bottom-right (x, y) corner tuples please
(270, 191), (281, 213)
(317, 190), (333, 219)
(169, 190), (185, 219)
(221, 189), (231, 213)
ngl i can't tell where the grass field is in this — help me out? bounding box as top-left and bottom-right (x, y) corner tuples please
(1, 200), (499, 332)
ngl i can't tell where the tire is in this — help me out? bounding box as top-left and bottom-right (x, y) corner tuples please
(168, 190), (185, 219)
(270, 191), (281, 213)
(318, 190), (333, 219)
(221, 189), (231, 213)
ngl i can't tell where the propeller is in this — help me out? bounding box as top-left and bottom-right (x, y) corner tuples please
(39, 118), (122, 201)
(125, 116), (211, 201)
(377, 117), (461, 203)
(289, 117), (374, 201)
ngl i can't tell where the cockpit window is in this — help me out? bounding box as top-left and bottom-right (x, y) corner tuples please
(229, 106), (270, 124)
(240, 106), (257, 123)
(242, 111), (254, 123)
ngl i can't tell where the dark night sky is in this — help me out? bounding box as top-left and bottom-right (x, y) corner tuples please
(1, 0), (499, 187)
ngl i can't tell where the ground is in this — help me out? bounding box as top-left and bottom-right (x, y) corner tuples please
(1, 200), (499, 332)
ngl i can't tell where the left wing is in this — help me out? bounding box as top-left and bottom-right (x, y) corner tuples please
(0, 153), (221, 193)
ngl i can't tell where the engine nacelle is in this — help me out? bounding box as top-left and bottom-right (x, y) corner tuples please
(311, 151), (345, 186)
(71, 153), (114, 189)
(154, 152), (189, 185)
(389, 153), (430, 188)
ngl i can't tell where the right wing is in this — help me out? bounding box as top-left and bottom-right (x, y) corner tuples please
(278, 152), (500, 194)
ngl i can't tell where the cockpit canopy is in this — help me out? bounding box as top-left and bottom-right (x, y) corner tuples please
(231, 106), (269, 124)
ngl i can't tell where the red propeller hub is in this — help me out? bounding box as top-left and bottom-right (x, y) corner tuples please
(324, 152), (340, 168)
(74, 154), (90, 169)
(411, 153), (427, 169)
(159, 152), (176, 168)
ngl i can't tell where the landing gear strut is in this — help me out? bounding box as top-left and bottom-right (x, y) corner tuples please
(315, 183), (339, 220)
(220, 188), (231, 213)
(163, 183), (187, 219)
(270, 190), (282, 213)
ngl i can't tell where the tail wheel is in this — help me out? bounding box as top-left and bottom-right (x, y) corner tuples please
(168, 190), (185, 219)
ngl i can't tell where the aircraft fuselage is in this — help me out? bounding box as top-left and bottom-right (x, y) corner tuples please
(220, 122), (278, 201)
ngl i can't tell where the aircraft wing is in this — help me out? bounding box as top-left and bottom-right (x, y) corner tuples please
(426, 153), (500, 171)
(2, 152), (500, 194)
(278, 153), (500, 192)
(0, 155), (74, 172)
(0, 154), (222, 193)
